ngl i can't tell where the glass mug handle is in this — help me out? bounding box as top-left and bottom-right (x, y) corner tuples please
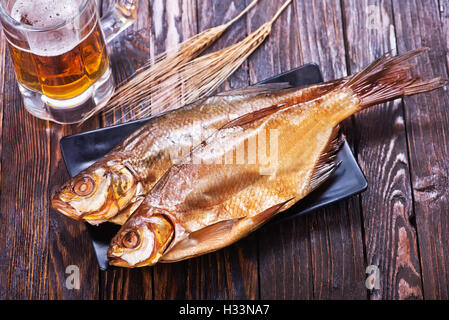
(100, 0), (140, 43)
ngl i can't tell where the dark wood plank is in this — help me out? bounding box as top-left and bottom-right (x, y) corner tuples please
(300, 0), (366, 300)
(392, 0), (449, 300)
(2, 0), (447, 301)
(101, 0), (153, 124)
(0, 53), (50, 299)
(0, 31), (5, 189)
(294, 0), (347, 81)
(152, 0), (259, 300)
(441, 0), (449, 69)
(45, 0), (127, 299)
(47, 121), (100, 300)
(342, 0), (423, 300)
(100, 0), (155, 300)
(247, 0), (313, 300)
(0, 3), (106, 301)
(0, 35), (5, 295)
(310, 200), (367, 300)
(283, 0), (366, 300)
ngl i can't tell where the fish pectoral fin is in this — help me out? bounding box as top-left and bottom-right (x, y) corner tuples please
(216, 83), (292, 97)
(160, 200), (293, 263)
(109, 196), (145, 225)
(308, 126), (344, 192)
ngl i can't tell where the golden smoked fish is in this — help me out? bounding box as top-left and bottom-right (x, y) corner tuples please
(52, 80), (346, 225)
(107, 48), (445, 267)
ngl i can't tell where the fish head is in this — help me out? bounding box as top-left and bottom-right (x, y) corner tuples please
(52, 159), (141, 225)
(108, 208), (174, 267)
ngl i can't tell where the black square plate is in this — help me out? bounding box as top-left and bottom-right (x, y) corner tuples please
(60, 64), (368, 270)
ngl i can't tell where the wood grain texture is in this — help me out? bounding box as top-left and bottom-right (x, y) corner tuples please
(99, 0), (154, 300)
(441, 0), (449, 69)
(248, 0), (314, 300)
(1, 0), (449, 301)
(342, 0), (423, 300)
(152, 0), (260, 300)
(295, 0), (366, 300)
(45, 0), (123, 299)
(0, 53), (50, 299)
(392, 0), (449, 300)
(0, 31), (5, 188)
(48, 121), (100, 300)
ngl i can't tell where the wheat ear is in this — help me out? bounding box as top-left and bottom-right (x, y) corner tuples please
(80, 0), (259, 122)
(108, 0), (292, 123)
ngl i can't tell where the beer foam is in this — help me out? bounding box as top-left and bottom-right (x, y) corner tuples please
(11, 0), (82, 27)
(11, 0), (84, 56)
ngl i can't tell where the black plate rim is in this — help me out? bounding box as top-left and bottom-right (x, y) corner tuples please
(59, 64), (368, 270)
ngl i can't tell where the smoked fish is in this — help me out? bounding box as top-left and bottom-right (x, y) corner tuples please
(107, 48), (445, 267)
(52, 80), (346, 225)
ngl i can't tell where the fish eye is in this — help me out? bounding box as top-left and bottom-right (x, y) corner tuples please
(122, 231), (140, 249)
(72, 176), (95, 196)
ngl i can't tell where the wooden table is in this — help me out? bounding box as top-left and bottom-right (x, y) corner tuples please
(1, 0), (448, 300)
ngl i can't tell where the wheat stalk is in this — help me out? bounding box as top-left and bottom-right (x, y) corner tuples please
(163, 0), (292, 115)
(80, 0), (259, 122)
(99, 0), (291, 123)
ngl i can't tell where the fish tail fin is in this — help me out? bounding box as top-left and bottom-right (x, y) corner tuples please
(344, 48), (447, 110)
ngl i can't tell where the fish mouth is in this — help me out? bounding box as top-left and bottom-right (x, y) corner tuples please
(108, 255), (133, 268)
(107, 252), (158, 268)
(51, 199), (82, 221)
(107, 247), (135, 268)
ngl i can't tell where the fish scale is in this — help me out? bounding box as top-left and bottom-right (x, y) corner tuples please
(107, 48), (446, 267)
(52, 81), (345, 225)
(168, 97), (341, 228)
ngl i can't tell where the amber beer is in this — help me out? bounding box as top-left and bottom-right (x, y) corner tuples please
(1, 0), (139, 123)
(0, 0), (141, 123)
(8, 21), (110, 101)
(7, 0), (110, 100)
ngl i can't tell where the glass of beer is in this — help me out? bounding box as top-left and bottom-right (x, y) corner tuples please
(0, 0), (139, 124)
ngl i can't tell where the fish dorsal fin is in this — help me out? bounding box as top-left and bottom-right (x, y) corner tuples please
(216, 83), (292, 97)
(308, 126), (345, 192)
(160, 199), (293, 263)
(221, 104), (284, 129)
